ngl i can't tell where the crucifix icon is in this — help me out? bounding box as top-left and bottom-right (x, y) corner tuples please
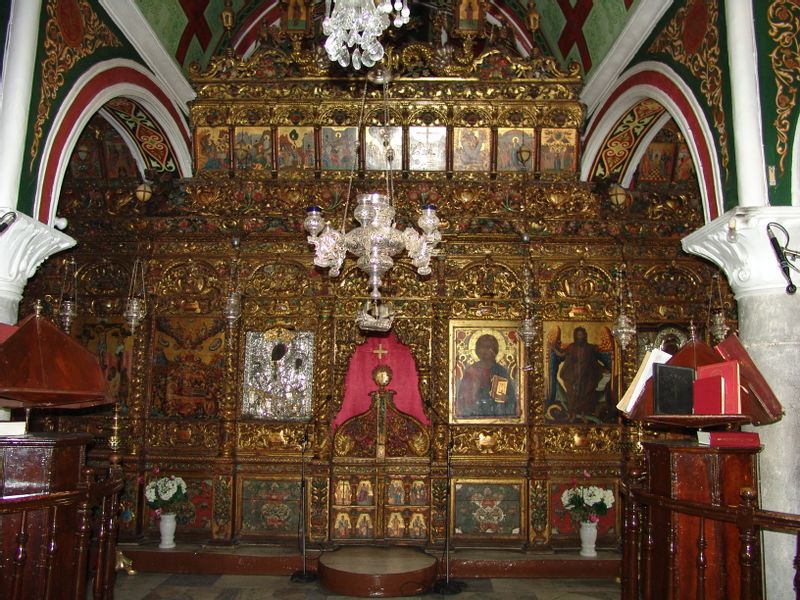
(372, 343), (389, 360)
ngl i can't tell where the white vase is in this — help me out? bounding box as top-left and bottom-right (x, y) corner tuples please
(579, 520), (598, 557)
(159, 512), (177, 549)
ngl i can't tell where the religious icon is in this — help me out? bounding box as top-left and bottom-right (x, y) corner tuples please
(453, 128), (490, 171)
(334, 512), (352, 538)
(196, 127), (231, 171)
(387, 479), (405, 505)
(409, 126), (446, 171)
(449, 320), (526, 424)
(544, 322), (616, 424)
(242, 329), (314, 420)
(387, 512), (405, 537)
(365, 126), (402, 171)
(637, 141), (675, 182)
(334, 480), (352, 506)
(497, 128), (535, 172)
(356, 480), (374, 506)
(321, 126), (358, 170)
(233, 127), (272, 171)
(539, 128), (577, 172)
(409, 513), (426, 538)
(455, 0), (482, 33)
(283, 0), (310, 33)
(410, 480), (427, 505)
(355, 513), (373, 537)
(276, 126), (314, 169)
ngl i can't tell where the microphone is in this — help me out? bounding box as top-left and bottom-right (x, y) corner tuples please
(767, 225), (797, 294)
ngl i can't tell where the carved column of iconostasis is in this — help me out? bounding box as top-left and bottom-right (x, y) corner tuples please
(429, 296), (451, 545)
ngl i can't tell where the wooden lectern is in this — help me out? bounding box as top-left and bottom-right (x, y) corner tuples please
(0, 315), (122, 600)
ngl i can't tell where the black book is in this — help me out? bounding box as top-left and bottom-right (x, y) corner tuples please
(653, 363), (695, 414)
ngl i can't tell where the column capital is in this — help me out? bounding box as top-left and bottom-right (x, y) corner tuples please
(682, 206), (800, 299)
(0, 210), (75, 323)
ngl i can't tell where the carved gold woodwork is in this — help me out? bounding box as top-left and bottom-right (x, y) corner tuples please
(34, 3), (737, 549)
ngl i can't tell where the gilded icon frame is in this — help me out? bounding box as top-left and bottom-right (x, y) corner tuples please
(449, 320), (526, 424)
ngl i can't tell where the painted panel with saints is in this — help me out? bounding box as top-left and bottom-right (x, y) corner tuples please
(239, 478), (301, 537)
(276, 126), (314, 169)
(497, 128), (535, 172)
(539, 128), (576, 172)
(195, 127), (231, 171)
(233, 127), (272, 171)
(241, 329), (314, 420)
(321, 126), (359, 170)
(409, 126), (446, 171)
(150, 317), (226, 418)
(75, 321), (132, 409)
(544, 322), (616, 424)
(453, 127), (490, 171)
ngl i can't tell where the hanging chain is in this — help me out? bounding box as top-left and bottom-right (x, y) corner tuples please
(340, 77), (370, 231)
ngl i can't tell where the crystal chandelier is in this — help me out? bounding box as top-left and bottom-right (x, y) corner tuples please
(322, 0), (410, 69)
(611, 264), (636, 350)
(304, 71), (441, 331)
(124, 258), (147, 334)
(58, 256), (78, 333)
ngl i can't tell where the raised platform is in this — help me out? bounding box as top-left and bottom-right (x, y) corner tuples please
(319, 546), (436, 597)
(117, 542), (621, 586)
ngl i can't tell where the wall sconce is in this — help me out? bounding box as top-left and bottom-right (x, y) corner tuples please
(134, 182), (153, 203)
(726, 216), (738, 243)
(58, 257), (78, 333)
(608, 184), (631, 210)
(124, 258), (147, 334)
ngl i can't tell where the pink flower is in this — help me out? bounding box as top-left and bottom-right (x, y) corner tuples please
(589, 514), (599, 523)
(583, 470), (591, 479)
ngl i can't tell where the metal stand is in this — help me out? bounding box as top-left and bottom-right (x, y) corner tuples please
(433, 442), (465, 595)
(290, 433), (317, 583)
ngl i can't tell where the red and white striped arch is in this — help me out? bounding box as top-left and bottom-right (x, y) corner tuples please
(582, 62), (723, 223)
(34, 60), (192, 226)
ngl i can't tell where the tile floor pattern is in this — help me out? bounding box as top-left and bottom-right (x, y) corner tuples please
(112, 572), (621, 599)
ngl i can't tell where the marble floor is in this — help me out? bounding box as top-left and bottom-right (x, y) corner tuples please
(111, 572), (621, 599)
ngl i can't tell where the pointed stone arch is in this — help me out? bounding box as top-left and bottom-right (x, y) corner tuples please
(34, 60), (192, 226)
(582, 62), (723, 222)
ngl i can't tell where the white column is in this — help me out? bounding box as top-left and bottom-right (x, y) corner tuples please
(683, 206), (800, 599)
(724, 0), (768, 207)
(0, 0), (44, 214)
(0, 212), (74, 325)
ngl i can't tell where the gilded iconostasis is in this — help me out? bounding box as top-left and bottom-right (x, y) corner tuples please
(22, 12), (732, 552)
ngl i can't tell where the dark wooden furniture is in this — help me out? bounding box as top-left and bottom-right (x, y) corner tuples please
(0, 315), (121, 599)
(641, 440), (760, 600)
(0, 433), (123, 600)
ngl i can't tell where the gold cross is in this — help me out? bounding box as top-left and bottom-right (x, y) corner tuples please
(372, 343), (388, 360)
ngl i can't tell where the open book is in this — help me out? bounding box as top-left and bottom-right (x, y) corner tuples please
(616, 348), (672, 415)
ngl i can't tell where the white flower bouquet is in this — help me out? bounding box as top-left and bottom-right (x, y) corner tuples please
(144, 470), (188, 516)
(560, 484), (615, 523)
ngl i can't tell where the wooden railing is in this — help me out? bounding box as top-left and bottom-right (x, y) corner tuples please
(0, 459), (124, 600)
(622, 470), (800, 600)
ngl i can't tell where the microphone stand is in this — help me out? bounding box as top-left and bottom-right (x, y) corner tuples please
(290, 430), (317, 583)
(433, 441), (465, 595)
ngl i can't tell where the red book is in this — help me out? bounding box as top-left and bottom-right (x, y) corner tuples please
(696, 430), (760, 448)
(692, 375), (724, 414)
(696, 360), (741, 414)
